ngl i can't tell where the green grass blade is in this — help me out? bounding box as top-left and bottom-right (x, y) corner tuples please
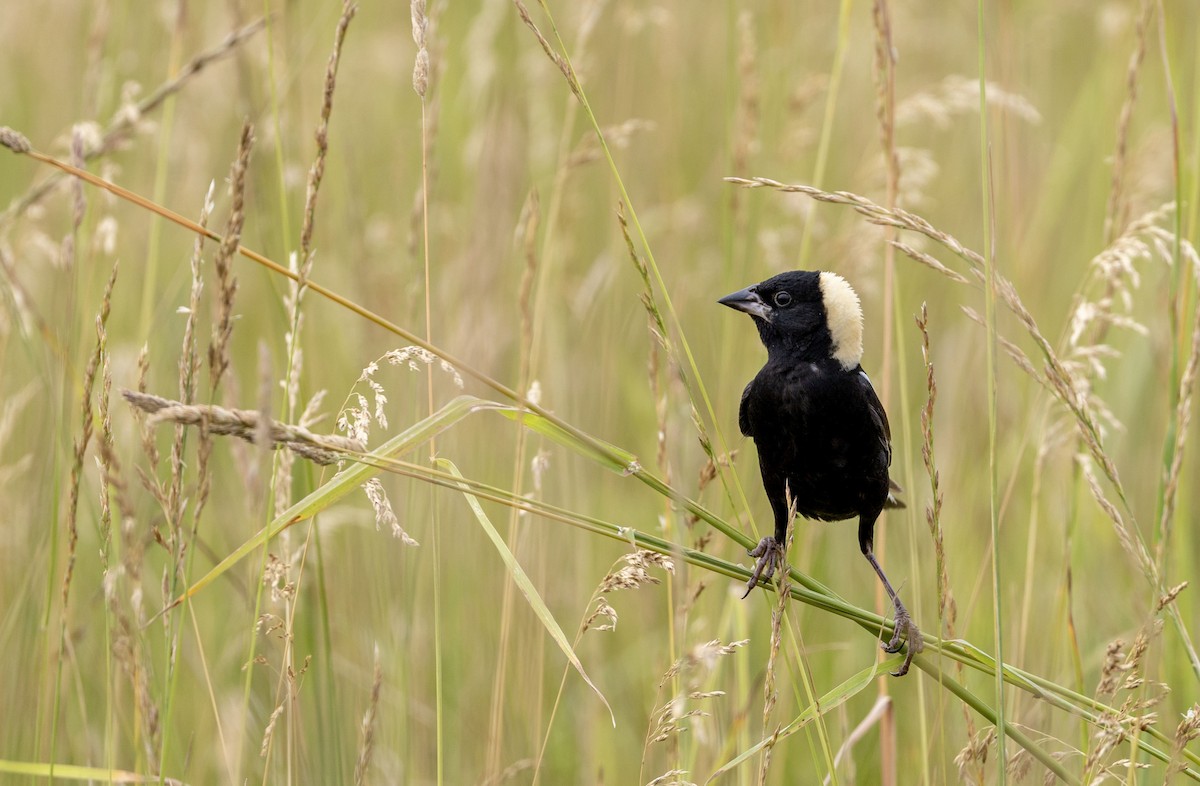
(0, 758), (179, 784)
(436, 458), (615, 726)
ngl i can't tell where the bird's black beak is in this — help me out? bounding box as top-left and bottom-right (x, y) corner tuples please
(718, 286), (771, 321)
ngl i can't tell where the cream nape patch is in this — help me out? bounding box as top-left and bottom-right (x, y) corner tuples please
(818, 271), (863, 370)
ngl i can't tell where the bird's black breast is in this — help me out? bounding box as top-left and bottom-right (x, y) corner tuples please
(742, 358), (891, 522)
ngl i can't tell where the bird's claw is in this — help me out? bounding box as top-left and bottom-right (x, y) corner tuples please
(741, 536), (784, 598)
(882, 601), (924, 676)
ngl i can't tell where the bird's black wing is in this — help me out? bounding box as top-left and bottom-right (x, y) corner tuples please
(856, 369), (892, 470)
(738, 380), (755, 437)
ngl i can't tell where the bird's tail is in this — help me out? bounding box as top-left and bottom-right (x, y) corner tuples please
(885, 478), (905, 510)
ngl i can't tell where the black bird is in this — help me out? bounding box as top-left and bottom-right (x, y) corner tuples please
(719, 269), (921, 675)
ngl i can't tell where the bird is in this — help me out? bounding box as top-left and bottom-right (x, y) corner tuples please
(719, 269), (922, 675)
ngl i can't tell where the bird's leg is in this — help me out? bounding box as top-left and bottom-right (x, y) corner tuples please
(864, 547), (923, 676)
(741, 536), (785, 599)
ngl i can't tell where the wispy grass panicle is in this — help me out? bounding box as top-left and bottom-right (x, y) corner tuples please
(640, 639), (746, 786)
(1082, 619), (1168, 782)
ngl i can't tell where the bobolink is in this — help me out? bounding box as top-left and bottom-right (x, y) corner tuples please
(720, 269), (921, 675)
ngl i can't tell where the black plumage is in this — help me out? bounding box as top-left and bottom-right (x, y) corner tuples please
(720, 269), (921, 675)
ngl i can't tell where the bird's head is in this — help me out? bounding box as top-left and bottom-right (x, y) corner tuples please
(718, 270), (863, 370)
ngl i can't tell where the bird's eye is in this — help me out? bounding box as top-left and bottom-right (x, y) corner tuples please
(773, 291), (793, 307)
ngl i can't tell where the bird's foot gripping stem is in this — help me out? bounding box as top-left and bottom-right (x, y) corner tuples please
(741, 536), (785, 598)
(883, 599), (924, 677)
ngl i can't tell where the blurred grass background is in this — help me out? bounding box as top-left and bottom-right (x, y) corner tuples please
(1, 0), (1199, 783)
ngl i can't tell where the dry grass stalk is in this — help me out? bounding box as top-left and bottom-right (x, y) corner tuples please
(517, 190), (541, 391)
(917, 305), (955, 631)
(123, 390), (364, 466)
(208, 120), (253, 392)
(1104, 0), (1155, 242)
(354, 645), (384, 786)
(62, 261), (119, 608)
(1157, 253), (1200, 561)
(169, 183), (215, 527)
(893, 240), (968, 284)
(277, 0), (355, 517)
(512, 0), (581, 101)
(302, 1), (356, 268)
(0, 20), (266, 227)
(1078, 455), (1156, 584)
(758, 496), (796, 784)
(617, 199), (686, 492)
(96, 306), (115, 554)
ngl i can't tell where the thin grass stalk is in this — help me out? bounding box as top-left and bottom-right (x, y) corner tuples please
(135, 6), (186, 343)
(795, 0), (853, 267)
(1151, 0), (1185, 569)
(261, 0), (294, 255)
(757, 506), (791, 783)
(869, 2), (910, 780)
(486, 191), (540, 780)
(781, 600), (841, 784)
(977, 5), (1007, 771)
(410, 4), (444, 783)
(283, 8), (355, 777)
